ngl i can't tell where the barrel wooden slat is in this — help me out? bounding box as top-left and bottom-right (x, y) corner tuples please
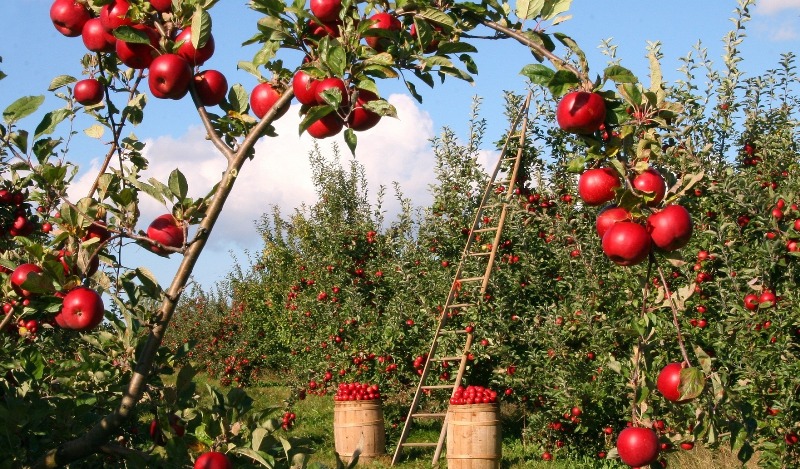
(446, 403), (501, 469)
(333, 400), (386, 464)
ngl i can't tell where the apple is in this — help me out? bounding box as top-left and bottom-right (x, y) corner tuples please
(10, 263), (43, 298)
(50, 0), (91, 37)
(194, 70), (228, 107)
(292, 70), (320, 105)
(347, 89), (381, 131)
(656, 362), (687, 402)
(58, 287), (105, 331)
(578, 167), (620, 206)
(616, 427), (659, 468)
(150, 0), (173, 13)
(149, 419), (166, 446)
(250, 82), (289, 119)
(175, 28), (216, 67)
(147, 214), (185, 253)
(115, 24), (159, 69)
(364, 12), (402, 52)
(410, 22), (442, 53)
(595, 205), (631, 238)
(744, 294), (759, 311)
(148, 54), (192, 100)
(82, 18), (117, 53)
(194, 451), (232, 469)
(556, 91), (606, 134)
(758, 290), (777, 308)
(647, 205), (693, 251)
(601, 222), (651, 266)
(310, 0), (342, 23)
(680, 442), (695, 450)
(306, 113), (344, 139)
(99, 0), (133, 31)
(632, 167), (666, 206)
(314, 77), (349, 107)
(307, 19), (341, 39)
(74, 79), (104, 106)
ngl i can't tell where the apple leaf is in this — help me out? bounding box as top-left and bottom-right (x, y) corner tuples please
(416, 8), (456, 28)
(554, 33), (588, 77)
(298, 105), (334, 134)
(546, 70), (580, 98)
(603, 65), (637, 84)
(3, 95), (44, 125)
(113, 26), (151, 45)
(516, 0), (545, 20)
(191, 6), (213, 50)
(678, 367), (705, 401)
(344, 128), (357, 155)
(541, 0), (572, 20)
(227, 84), (249, 114)
(168, 169), (189, 200)
(84, 124), (105, 139)
(34, 109), (71, 139)
(364, 99), (396, 118)
(694, 345), (713, 375)
(520, 64), (555, 87)
(9, 130), (29, 154)
(48, 75), (77, 91)
(436, 42), (478, 55)
(135, 267), (161, 298)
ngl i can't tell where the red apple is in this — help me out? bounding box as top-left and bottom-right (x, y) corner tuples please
(307, 19), (341, 39)
(310, 0), (342, 23)
(307, 113), (344, 139)
(147, 214), (185, 253)
(292, 70), (320, 105)
(632, 167), (666, 206)
(99, 0), (133, 31)
(578, 167), (620, 206)
(58, 287), (105, 331)
(194, 70), (228, 107)
(556, 91), (606, 134)
(364, 12), (402, 51)
(175, 28), (216, 67)
(656, 362), (686, 402)
(115, 24), (159, 69)
(194, 451), (232, 469)
(74, 79), (104, 106)
(150, 0), (173, 13)
(347, 89), (381, 131)
(758, 290), (777, 308)
(50, 0), (91, 37)
(744, 294), (759, 311)
(647, 205), (693, 251)
(10, 263), (43, 298)
(82, 18), (117, 53)
(410, 22), (442, 53)
(596, 205), (631, 238)
(616, 427), (659, 468)
(250, 82), (289, 119)
(315, 77), (349, 107)
(148, 54), (192, 100)
(601, 221), (651, 266)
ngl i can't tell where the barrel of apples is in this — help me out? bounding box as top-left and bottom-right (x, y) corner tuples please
(333, 382), (386, 464)
(446, 385), (501, 469)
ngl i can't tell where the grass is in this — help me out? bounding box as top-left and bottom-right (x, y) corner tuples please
(167, 372), (756, 468)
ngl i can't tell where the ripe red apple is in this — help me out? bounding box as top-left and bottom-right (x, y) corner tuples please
(99, 0), (133, 31)
(292, 70), (321, 105)
(347, 89), (381, 131)
(50, 0), (91, 37)
(656, 362), (688, 402)
(556, 91), (606, 134)
(194, 70), (228, 107)
(74, 79), (104, 106)
(632, 167), (666, 206)
(250, 82), (289, 119)
(148, 54), (192, 100)
(115, 24), (159, 69)
(758, 290), (777, 308)
(147, 214), (185, 253)
(150, 0), (173, 13)
(194, 451), (232, 469)
(601, 222), (651, 266)
(315, 77), (349, 107)
(82, 18), (117, 53)
(410, 22), (442, 53)
(306, 113), (344, 139)
(616, 427), (659, 468)
(596, 206), (631, 238)
(578, 167), (620, 206)
(175, 28), (216, 67)
(364, 12), (402, 51)
(307, 19), (341, 39)
(58, 287), (105, 331)
(647, 205), (693, 251)
(744, 294), (759, 311)
(149, 419), (166, 446)
(310, 0), (342, 23)
(10, 263), (43, 298)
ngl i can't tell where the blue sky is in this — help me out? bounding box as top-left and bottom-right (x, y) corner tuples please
(1, 1), (799, 288)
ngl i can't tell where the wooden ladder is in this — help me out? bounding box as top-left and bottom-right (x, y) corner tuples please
(391, 93), (533, 466)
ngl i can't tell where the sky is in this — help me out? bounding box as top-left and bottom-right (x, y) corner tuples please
(1, 0), (799, 289)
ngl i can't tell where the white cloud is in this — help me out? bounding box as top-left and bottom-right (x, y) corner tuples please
(755, 0), (800, 15)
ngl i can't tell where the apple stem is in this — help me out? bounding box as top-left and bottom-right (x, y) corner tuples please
(656, 263), (693, 367)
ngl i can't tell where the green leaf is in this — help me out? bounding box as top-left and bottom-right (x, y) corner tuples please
(135, 266), (162, 298)
(168, 168), (189, 200)
(191, 7), (213, 49)
(554, 33), (588, 76)
(227, 84), (249, 114)
(547, 70), (580, 97)
(9, 130), (29, 154)
(344, 128), (357, 155)
(4, 95), (45, 124)
(694, 345), (712, 375)
(435, 42), (478, 55)
(520, 64), (555, 87)
(541, 0), (573, 20)
(603, 65), (637, 84)
(34, 109), (71, 139)
(113, 26), (152, 44)
(416, 8), (455, 27)
(737, 442), (754, 464)
(84, 124), (105, 139)
(678, 367), (705, 401)
(232, 448), (273, 467)
(49, 75), (77, 91)
(516, 0), (544, 20)
(176, 364), (198, 397)
(298, 106), (334, 134)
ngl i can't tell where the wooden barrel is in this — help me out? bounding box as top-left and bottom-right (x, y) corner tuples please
(333, 400), (386, 464)
(446, 403), (501, 469)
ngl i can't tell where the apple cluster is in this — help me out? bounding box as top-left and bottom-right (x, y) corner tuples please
(333, 382), (381, 401)
(0, 188), (40, 238)
(281, 410), (297, 430)
(449, 385), (498, 405)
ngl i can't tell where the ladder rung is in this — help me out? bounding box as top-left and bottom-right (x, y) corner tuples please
(468, 252), (491, 257)
(412, 413), (446, 419)
(483, 203), (502, 209)
(494, 179), (511, 185)
(439, 329), (469, 335)
(401, 442), (439, 448)
(430, 356), (463, 361)
(422, 385), (455, 390)
(459, 276), (485, 283)
(447, 303), (473, 309)
(473, 227), (499, 233)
